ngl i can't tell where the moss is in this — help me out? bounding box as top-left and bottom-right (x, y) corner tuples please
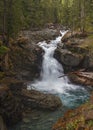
(87, 120), (93, 127)
(86, 26), (93, 32)
(65, 116), (85, 130)
(80, 34), (93, 50)
(0, 72), (5, 79)
(66, 123), (75, 130)
(0, 46), (9, 55)
(89, 104), (93, 110)
(0, 40), (3, 46)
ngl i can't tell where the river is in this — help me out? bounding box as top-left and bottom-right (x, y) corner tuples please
(28, 30), (89, 108)
(9, 31), (90, 130)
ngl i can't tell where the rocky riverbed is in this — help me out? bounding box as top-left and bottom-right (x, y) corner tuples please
(0, 28), (63, 129)
(52, 31), (93, 130)
(0, 28), (93, 130)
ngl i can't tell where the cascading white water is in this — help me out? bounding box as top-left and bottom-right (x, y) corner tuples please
(28, 31), (89, 108)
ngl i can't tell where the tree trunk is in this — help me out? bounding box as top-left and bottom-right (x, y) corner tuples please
(80, 0), (85, 33)
(7, 0), (13, 44)
(4, 53), (9, 70)
(2, 0), (7, 46)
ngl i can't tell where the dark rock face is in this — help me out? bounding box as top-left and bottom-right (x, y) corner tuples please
(54, 47), (84, 72)
(56, 49), (83, 66)
(9, 37), (43, 81)
(0, 85), (22, 126)
(21, 89), (62, 111)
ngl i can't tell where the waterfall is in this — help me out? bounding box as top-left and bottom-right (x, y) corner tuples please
(28, 31), (89, 108)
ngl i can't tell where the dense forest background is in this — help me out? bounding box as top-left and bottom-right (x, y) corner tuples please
(0, 0), (93, 46)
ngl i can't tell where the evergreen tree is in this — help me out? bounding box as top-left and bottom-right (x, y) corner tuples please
(0, 0), (93, 43)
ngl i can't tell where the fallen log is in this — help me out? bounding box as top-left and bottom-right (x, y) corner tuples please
(59, 69), (85, 78)
(76, 72), (93, 80)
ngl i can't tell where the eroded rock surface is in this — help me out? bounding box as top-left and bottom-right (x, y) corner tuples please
(20, 89), (62, 111)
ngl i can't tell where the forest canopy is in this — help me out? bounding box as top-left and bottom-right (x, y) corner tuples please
(0, 0), (93, 43)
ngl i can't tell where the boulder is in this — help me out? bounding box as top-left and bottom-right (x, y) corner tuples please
(61, 34), (93, 71)
(21, 89), (62, 111)
(55, 48), (83, 67)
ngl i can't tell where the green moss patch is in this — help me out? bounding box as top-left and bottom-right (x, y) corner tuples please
(0, 72), (5, 79)
(0, 46), (9, 55)
(80, 34), (93, 50)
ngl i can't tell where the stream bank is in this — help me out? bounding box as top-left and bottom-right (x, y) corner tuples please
(53, 93), (93, 130)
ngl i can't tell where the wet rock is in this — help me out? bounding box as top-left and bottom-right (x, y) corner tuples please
(55, 48), (83, 67)
(21, 89), (62, 111)
(0, 116), (7, 130)
(0, 85), (22, 126)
